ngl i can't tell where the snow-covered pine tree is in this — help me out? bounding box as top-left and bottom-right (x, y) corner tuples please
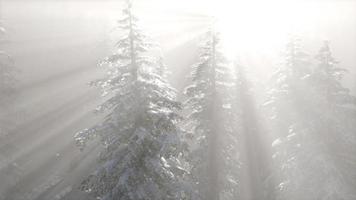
(312, 41), (356, 106)
(264, 36), (314, 200)
(264, 36), (312, 125)
(184, 30), (239, 200)
(308, 41), (356, 199)
(266, 37), (356, 200)
(74, 1), (190, 199)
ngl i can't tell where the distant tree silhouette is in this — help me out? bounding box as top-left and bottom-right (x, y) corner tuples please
(184, 30), (240, 200)
(266, 38), (356, 200)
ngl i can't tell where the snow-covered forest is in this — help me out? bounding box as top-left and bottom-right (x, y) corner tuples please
(0, 0), (356, 200)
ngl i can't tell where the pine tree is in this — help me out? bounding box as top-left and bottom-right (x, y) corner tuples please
(75, 1), (190, 199)
(184, 30), (239, 200)
(266, 38), (356, 200)
(313, 41), (356, 106)
(265, 36), (314, 200)
(308, 41), (356, 199)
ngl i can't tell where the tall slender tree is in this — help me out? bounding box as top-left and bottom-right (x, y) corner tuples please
(184, 30), (240, 200)
(309, 41), (356, 199)
(75, 1), (190, 199)
(266, 38), (356, 200)
(312, 41), (356, 106)
(265, 36), (313, 200)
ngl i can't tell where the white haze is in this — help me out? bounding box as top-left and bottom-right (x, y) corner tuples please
(0, 0), (355, 199)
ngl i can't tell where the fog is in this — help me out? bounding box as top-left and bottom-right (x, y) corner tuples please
(0, 0), (355, 200)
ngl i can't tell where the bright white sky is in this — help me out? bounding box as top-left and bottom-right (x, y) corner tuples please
(2, 0), (356, 89)
(136, 0), (356, 56)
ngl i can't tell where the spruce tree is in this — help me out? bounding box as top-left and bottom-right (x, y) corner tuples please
(265, 37), (314, 200)
(75, 1), (189, 199)
(312, 41), (356, 106)
(266, 38), (356, 200)
(309, 41), (356, 199)
(184, 30), (239, 200)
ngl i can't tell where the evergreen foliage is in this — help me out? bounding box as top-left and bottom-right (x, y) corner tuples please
(184, 31), (240, 200)
(266, 38), (356, 200)
(75, 1), (190, 199)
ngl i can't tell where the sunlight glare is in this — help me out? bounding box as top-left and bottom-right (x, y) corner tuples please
(203, 0), (310, 58)
(160, 0), (321, 58)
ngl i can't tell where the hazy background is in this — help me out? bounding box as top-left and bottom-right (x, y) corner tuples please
(0, 0), (355, 199)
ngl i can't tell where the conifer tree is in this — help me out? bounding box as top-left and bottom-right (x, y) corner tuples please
(75, 1), (190, 199)
(184, 30), (239, 200)
(266, 38), (356, 200)
(309, 41), (356, 199)
(265, 37), (313, 200)
(313, 41), (356, 106)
